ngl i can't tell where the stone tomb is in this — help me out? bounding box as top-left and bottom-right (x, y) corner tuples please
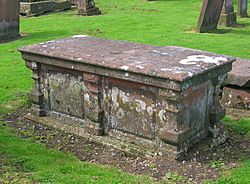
(20, 0), (71, 17)
(197, 0), (224, 33)
(0, 0), (20, 42)
(238, 0), (248, 18)
(19, 36), (235, 158)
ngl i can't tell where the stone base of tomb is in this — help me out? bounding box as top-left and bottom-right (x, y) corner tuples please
(221, 87), (250, 109)
(23, 112), (208, 159)
(23, 113), (159, 157)
(219, 12), (237, 27)
(78, 7), (101, 16)
(20, 0), (71, 17)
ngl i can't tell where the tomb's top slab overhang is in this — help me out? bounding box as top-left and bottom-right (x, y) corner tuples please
(19, 35), (235, 82)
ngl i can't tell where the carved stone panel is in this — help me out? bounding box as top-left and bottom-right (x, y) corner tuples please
(105, 78), (157, 140)
(49, 71), (85, 118)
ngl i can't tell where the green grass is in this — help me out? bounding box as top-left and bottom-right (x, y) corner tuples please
(214, 116), (250, 184)
(0, 122), (155, 184)
(224, 116), (250, 136)
(215, 160), (250, 184)
(0, 0), (250, 183)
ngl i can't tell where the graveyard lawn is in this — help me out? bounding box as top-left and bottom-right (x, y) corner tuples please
(0, 0), (250, 183)
(0, 121), (155, 184)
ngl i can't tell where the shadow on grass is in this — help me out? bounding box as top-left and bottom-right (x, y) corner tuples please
(205, 28), (232, 34)
(20, 30), (69, 43)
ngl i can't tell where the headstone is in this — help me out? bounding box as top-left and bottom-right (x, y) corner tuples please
(219, 0), (237, 26)
(78, 0), (101, 16)
(0, 0), (20, 42)
(19, 36), (235, 159)
(238, 0), (248, 18)
(197, 0), (224, 33)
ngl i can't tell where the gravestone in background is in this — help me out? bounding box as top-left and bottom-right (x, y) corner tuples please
(238, 0), (248, 18)
(197, 0), (224, 33)
(0, 0), (20, 42)
(219, 0), (237, 26)
(78, 0), (101, 16)
(20, 0), (71, 17)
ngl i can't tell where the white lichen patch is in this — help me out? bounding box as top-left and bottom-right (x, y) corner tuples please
(84, 93), (91, 104)
(158, 109), (167, 122)
(120, 91), (130, 104)
(120, 65), (129, 71)
(187, 72), (193, 77)
(152, 50), (161, 53)
(77, 58), (83, 61)
(110, 87), (156, 116)
(111, 88), (120, 109)
(136, 65), (145, 70)
(111, 87), (130, 109)
(147, 106), (154, 116)
(31, 62), (37, 69)
(135, 99), (146, 112)
(161, 68), (173, 72)
(179, 55), (228, 65)
(72, 35), (89, 38)
(117, 108), (125, 119)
